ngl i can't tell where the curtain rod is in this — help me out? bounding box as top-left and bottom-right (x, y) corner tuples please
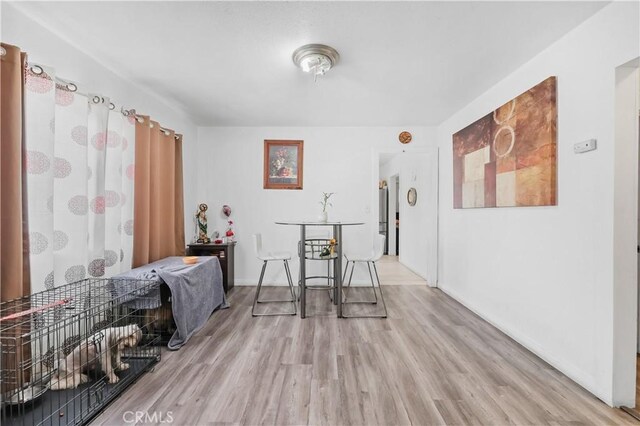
(27, 63), (182, 141)
(123, 109), (182, 140)
(123, 110), (182, 140)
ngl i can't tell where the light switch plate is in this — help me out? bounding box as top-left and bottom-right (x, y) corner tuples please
(574, 139), (597, 154)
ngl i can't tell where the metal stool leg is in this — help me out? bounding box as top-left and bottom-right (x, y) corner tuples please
(283, 260), (297, 315)
(372, 261), (388, 318)
(344, 260), (355, 302)
(342, 260), (387, 318)
(257, 261), (297, 303)
(366, 261), (379, 304)
(344, 260), (375, 304)
(252, 260), (297, 317)
(328, 259), (333, 303)
(252, 261), (268, 316)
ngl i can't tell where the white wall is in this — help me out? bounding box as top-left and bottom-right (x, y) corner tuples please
(380, 152), (438, 283)
(436, 2), (639, 406)
(196, 126), (437, 286)
(0, 4), (199, 243)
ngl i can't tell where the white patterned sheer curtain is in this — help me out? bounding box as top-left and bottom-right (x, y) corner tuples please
(25, 64), (136, 293)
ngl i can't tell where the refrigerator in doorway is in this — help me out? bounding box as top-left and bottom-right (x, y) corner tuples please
(379, 188), (389, 255)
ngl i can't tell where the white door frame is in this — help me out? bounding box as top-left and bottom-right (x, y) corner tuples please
(389, 174), (399, 256)
(612, 58), (640, 407)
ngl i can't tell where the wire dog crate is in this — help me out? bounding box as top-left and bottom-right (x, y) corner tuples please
(0, 278), (162, 426)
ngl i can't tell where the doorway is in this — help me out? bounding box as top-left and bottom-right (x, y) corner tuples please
(395, 177), (400, 255)
(613, 58), (640, 412)
(634, 68), (640, 417)
(620, 62), (640, 420)
(386, 174), (399, 257)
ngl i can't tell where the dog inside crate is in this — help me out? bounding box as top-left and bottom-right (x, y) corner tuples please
(1, 278), (162, 426)
(144, 283), (176, 344)
(48, 324), (142, 390)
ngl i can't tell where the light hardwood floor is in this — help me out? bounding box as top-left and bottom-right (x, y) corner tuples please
(93, 286), (636, 425)
(376, 256), (427, 286)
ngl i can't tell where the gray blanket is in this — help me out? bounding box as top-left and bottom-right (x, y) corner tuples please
(111, 256), (228, 350)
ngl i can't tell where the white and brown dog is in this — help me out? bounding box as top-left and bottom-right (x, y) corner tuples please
(50, 324), (142, 390)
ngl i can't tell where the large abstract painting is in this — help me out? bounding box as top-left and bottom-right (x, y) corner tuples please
(452, 77), (557, 208)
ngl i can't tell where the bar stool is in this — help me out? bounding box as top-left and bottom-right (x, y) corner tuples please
(342, 234), (388, 318)
(251, 233), (297, 317)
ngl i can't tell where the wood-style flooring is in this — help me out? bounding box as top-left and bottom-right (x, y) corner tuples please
(93, 285), (636, 425)
(376, 256), (427, 286)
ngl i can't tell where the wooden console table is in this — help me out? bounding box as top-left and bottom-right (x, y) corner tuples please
(186, 242), (236, 293)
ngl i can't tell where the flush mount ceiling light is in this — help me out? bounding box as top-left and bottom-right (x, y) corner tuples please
(292, 44), (340, 82)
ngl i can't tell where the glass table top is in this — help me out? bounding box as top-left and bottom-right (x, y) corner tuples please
(275, 221), (365, 226)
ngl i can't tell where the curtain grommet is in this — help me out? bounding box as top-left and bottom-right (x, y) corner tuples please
(109, 102), (115, 110)
(30, 64), (44, 75)
(66, 82), (78, 92)
(0, 46), (6, 57)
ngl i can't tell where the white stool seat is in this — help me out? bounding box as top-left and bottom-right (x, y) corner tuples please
(343, 253), (375, 263)
(257, 251), (291, 261)
(343, 235), (384, 264)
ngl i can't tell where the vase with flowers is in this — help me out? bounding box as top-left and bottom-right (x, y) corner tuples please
(318, 192), (334, 223)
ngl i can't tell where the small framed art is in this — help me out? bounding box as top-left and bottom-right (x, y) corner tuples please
(263, 140), (304, 190)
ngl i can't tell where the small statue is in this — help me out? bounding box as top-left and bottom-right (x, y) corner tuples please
(195, 203), (210, 244)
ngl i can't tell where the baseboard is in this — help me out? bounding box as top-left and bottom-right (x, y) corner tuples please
(234, 279), (372, 286)
(438, 284), (612, 407)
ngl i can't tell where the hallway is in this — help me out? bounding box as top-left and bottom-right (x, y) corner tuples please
(376, 255), (428, 286)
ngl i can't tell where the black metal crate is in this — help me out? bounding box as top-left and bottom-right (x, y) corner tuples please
(0, 278), (162, 426)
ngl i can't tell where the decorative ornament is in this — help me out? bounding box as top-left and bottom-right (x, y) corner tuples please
(407, 188), (417, 206)
(195, 203), (210, 243)
(226, 220), (235, 241)
(399, 131), (412, 144)
(222, 204), (232, 217)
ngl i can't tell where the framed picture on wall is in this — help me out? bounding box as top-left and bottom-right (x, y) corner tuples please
(263, 140), (304, 190)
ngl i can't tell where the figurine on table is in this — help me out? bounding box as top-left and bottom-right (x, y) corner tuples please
(195, 203), (210, 243)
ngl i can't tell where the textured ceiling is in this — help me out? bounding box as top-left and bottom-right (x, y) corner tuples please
(6, 1), (608, 126)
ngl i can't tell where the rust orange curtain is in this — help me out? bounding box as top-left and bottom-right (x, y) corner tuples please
(0, 42), (32, 394)
(0, 43), (30, 302)
(132, 116), (185, 267)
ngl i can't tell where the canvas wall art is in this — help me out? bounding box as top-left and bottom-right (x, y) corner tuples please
(452, 77), (557, 208)
(263, 140), (304, 189)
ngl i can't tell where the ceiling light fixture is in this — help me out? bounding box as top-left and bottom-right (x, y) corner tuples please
(292, 44), (340, 82)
